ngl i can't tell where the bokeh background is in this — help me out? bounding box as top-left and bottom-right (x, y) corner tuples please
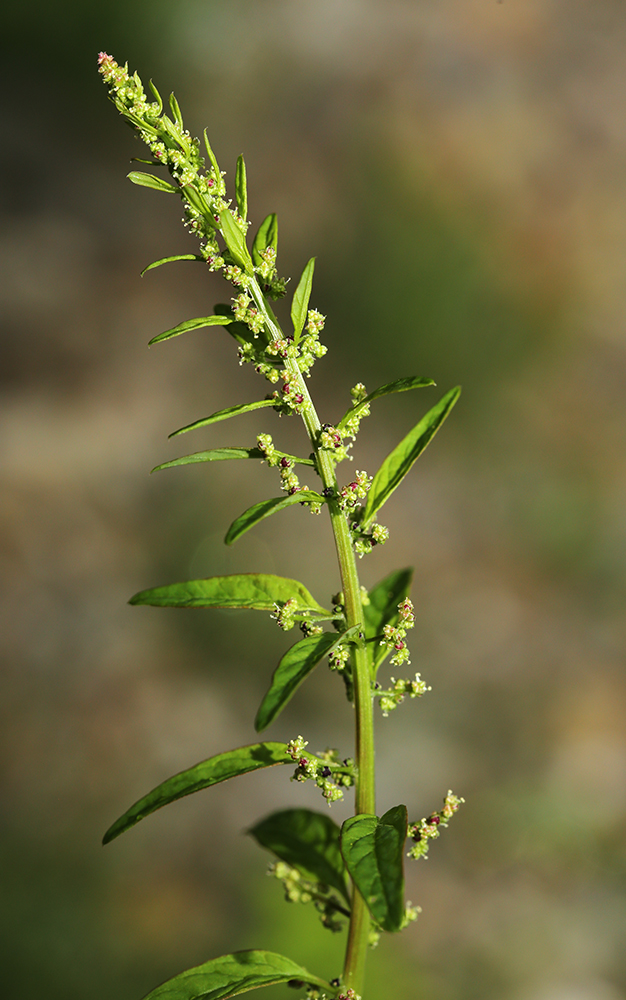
(2, 2), (626, 999)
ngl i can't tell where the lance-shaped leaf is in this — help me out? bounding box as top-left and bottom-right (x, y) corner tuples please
(340, 805), (408, 932)
(127, 170), (178, 194)
(203, 129), (221, 180)
(362, 386), (461, 528)
(169, 92), (184, 130)
(152, 447), (314, 474)
(141, 254), (204, 276)
(338, 376), (436, 431)
(225, 492), (326, 546)
(249, 808), (348, 902)
(169, 399), (276, 438)
(364, 568), (414, 671)
(103, 744), (294, 845)
(129, 573), (329, 614)
(235, 154), (248, 221)
(148, 79), (163, 114)
(251, 213), (278, 268)
(149, 315), (233, 346)
(291, 257), (315, 343)
(255, 632), (339, 732)
(182, 183), (218, 227)
(220, 208), (253, 272)
(143, 950), (331, 1000)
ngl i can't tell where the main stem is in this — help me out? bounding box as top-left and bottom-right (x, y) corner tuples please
(251, 280), (375, 996)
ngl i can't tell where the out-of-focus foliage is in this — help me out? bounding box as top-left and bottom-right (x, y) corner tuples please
(2, 2), (626, 1000)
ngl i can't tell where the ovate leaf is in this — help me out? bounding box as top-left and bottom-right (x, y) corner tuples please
(249, 808), (348, 902)
(235, 154), (247, 221)
(169, 399), (276, 438)
(141, 254), (204, 276)
(340, 805), (408, 932)
(338, 376), (436, 430)
(225, 492), (326, 546)
(291, 257), (315, 343)
(103, 743), (294, 844)
(220, 208), (253, 272)
(251, 213), (278, 268)
(129, 573), (329, 614)
(152, 447), (314, 473)
(363, 568), (414, 670)
(149, 315), (233, 346)
(127, 171), (178, 194)
(363, 386), (461, 527)
(143, 950), (331, 1000)
(254, 632), (338, 732)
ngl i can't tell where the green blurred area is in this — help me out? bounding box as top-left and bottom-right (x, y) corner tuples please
(2, 2), (626, 1000)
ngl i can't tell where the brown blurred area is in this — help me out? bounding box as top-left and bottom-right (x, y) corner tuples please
(1, 2), (625, 999)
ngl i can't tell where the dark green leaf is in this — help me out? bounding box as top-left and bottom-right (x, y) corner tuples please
(220, 209), (252, 272)
(103, 744), (293, 845)
(255, 632), (338, 732)
(152, 448), (314, 474)
(129, 573), (330, 614)
(149, 315), (233, 346)
(169, 92), (184, 130)
(169, 399), (276, 438)
(128, 171), (178, 194)
(340, 805), (408, 932)
(251, 213), (278, 268)
(235, 154), (247, 221)
(141, 255), (204, 276)
(143, 950), (331, 1000)
(364, 568), (414, 670)
(249, 809), (348, 902)
(338, 376), (436, 430)
(291, 257), (315, 342)
(225, 492), (326, 546)
(363, 386), (461, 527)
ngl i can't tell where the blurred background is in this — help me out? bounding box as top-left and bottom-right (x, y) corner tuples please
(1, 2), (625, 999)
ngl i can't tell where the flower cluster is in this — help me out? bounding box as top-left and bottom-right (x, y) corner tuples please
(286, 738), (354, 804)
(368, 902), (421, 949)
(341, 383), (371, 442)
(349, 517), (389, 558)
(375, 673), (429, 717)
(268, 862), (347, 933)
(271, 599), (298, 631)
(338, 471), (372, 512)
(379, 598), (415, 666)
(407, 791), (465, 861)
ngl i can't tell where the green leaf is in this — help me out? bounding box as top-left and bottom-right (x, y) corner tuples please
(169, 92), (184, 130)
(149, 315), (234, 346)
(254, 632), (338, 732)
(103, 743), (293, 844)
(203, 129), (222, 180)
(220, 209), (252, 272)
(141, 254), (204, 276)
(225, 492), (326, 546)
(169, 399), (276, 438)
(152, 448), (314, 474)
(128, 171), (178, 194)
(363, 386), (461, 527)
(129, 573), (330, 615)
(338, 376), (436, 430)
(249, 808), (348, 902)
(251, 213), (278, 268)
(364, 568), (414, 670)
(143, 950), (331, 1000)
(340, 805), (408, 932)
(182, 184), (218, 227)
(291, 257), (315, 342)
(235, 154), (247, 221)
(148, 79), (163, 114)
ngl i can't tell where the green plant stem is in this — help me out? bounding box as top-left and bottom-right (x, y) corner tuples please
(251, 277), (375, 996)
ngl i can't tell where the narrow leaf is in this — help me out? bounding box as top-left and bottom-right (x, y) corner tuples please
(143, 950), (331, 1000)
(203, 129), (221, 180)
(225, 492), (326, 546)
(148, 79), (163, 114)
(103, 744), (293, 844)
(169, 398), (276, 438)
(338, 376), (436, 430)
(291, 257), (315, 342)
(141, 254), (204, 276)
(363, 386), (461, 526)
(149, 315), (233, 346)
(235, 154), (248, 221)
(129, 573), (330, 615)
(255, 632), (338, 732)
(152, 448), (314, 474)
(340, 805), (408, 932)
(128, 171), (178, 194)
(250, 808), (348, 902)
(220, 209), (252, 272)
(251, 213), (278, 268)
(169, 92), (184, 130)
(182, 184), (218, 226)
(364, 568), (414, 670)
